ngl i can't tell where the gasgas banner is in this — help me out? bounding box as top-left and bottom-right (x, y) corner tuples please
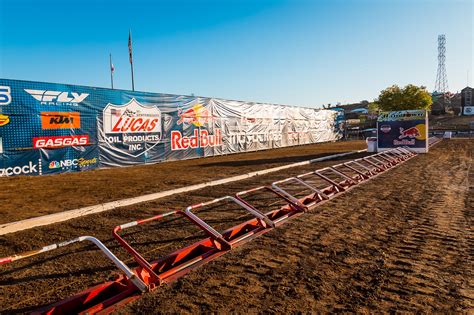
(377, 110), (428, 153)
(0, 78), (342, 177)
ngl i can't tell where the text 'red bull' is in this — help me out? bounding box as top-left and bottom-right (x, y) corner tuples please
(171, 129), (222, 150)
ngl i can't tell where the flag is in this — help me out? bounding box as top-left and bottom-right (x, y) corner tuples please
(110, 62), (115, 73)
(128, 30), (133, 64)
(111, 109), (121, 117)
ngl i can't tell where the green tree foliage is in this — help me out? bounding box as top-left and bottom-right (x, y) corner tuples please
(376, 84), (432, 111)
(367, 102), (380, 114)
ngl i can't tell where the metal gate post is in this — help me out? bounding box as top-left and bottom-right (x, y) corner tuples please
(0, 236), (148, 292)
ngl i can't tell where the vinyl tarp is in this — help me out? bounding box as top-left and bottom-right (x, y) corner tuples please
(0, 79), (342, 176)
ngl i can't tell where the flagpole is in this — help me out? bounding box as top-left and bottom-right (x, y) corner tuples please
(109, 53), (114, 89)
(129, 29), (135, 91)
(130, 59), (135, 91)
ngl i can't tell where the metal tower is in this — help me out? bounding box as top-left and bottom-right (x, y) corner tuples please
(434, 34), (448, 93)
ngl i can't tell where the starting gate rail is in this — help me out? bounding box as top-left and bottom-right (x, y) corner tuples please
(113, 209), (227, 287)
(112, 196), (279, 288)
(271, 176), (329, 209)
(0, 143), (438, 314)
(235, 186), (305, 226)
(0, 235), (147, 293)
(184, 196), (275, 246)
(338, 161), (372, 181)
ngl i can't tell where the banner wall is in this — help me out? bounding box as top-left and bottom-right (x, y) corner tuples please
(463, 106), (474, 115)
(0, 79), (342, 177)
(377, 110), (428, 153)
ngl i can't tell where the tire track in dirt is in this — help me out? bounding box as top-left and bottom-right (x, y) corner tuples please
(0, 141), (472, 313)
(0, 153), (371, 313)
(324, 141), (473, 313)
(122, 140), (473, 313)
(371, 146), (473, 313)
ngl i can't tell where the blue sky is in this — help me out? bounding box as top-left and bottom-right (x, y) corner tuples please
(0, 0), (472, 107)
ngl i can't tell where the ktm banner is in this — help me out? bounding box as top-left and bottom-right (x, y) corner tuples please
(377, 110), (428, 153)
(0, 78), (342, 177)
(41, 112), (81, 129)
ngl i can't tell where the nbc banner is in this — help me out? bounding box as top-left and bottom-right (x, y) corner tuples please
(376, 110), (429, 153)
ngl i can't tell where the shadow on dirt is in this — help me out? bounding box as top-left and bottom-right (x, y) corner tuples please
(200, 152), (350, 167)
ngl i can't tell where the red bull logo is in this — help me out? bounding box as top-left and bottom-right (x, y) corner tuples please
(177, 104), (212, 127)
(398, 126), (420, 139)
(171, 129), (222, 150)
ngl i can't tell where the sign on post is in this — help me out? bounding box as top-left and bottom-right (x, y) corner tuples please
(377, 110), (428, 153)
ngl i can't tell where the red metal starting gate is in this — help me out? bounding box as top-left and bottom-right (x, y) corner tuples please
(0, 144), (432, 314)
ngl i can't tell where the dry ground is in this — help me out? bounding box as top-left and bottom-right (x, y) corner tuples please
(0, 139), (472, 313)
(0, 141), (365, 224)
(430, 115), (473, 130)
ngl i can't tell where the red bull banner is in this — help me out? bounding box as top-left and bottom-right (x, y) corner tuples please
(377, 110), (428, 153)
(0, 78), (343, 177)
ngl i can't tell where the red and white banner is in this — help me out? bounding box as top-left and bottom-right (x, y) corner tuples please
(33, 135), (90, 149)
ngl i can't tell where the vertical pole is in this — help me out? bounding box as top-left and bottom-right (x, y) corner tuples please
(110, 53), (114, 89)
(130, 61), (135, 91)
(129, 29), (135, 91)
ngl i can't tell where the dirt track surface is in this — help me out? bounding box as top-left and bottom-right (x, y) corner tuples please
(0, 139), (472, 313)
(430, 115), (473, 130)
(122, 139), (474, 313)
(0, 141), (364, 224)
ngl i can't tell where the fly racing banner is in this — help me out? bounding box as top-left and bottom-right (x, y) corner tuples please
(0, 78), (342, 177)
(377, 110), (428, 153)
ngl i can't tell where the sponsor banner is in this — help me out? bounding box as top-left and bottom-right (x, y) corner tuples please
(0, 78), (342, 176)
(24, 89), (89, 106)
(40, 146), (99, 175)
(171, 129), (222, 150)
(0, 114), (10, 126)
(0, 86), (12, 105)
(377, 110), (426, 122)
(100, 98), (164, 164)
(0, 160), (40, 177)
(41, 112), (81, 129)
(48, 158), (98, 170)
(177, 103), (212, 127)
(463, 106), (474, 115)
(33, 135), (90, 149)
(0, 150), (41, 177)
(377, 110), (428, 153)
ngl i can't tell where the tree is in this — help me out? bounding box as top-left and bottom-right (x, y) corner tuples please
(376, 84), (432, 112)
(367, 102), (380, 115)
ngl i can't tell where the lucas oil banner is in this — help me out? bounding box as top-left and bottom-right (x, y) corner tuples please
(377, 110), (428, 153)
(0, 78), (342, 177)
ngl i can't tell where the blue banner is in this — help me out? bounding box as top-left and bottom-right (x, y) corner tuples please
(377, 110), (428, 153)
(0, 79), (342, 177)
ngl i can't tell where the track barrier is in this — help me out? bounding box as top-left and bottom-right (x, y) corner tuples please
(0, 138), (442, 314)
